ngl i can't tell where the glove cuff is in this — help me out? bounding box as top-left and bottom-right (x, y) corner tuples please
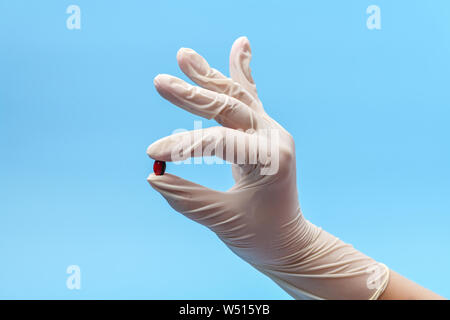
(250, 218), (390, 300)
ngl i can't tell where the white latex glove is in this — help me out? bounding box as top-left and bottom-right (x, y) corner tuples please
(147, 36), (389, 300)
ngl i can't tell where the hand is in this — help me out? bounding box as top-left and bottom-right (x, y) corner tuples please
(148, 36), (298, 265)
(147, 37), (389, 300)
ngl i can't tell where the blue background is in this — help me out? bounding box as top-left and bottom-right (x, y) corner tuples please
(0, 0), (449, 299)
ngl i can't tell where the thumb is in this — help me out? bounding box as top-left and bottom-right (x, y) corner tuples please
(147, 173), (231, 229)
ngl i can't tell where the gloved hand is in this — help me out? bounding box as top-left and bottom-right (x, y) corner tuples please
(147, 36), (389, 300)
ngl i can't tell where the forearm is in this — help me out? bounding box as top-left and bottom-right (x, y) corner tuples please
(378, 270), (445, 300)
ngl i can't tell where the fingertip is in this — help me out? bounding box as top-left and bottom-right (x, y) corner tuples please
(147, 173), (179, 188)
(177, 47), (195, 60)
(147, 172), (155, 182)
(147, 172), (158, 181)
(153, 74), (182, 101)
(238, 35), (250, 44)
(241, 37), (251, 54)
(177, 48), (209, 77)
(176, 48), (191, 71)
(146, 142), (158, 159)
(234, 36), (247, 44)
(154, 73), (174, 86)
(176, 48), (186, 62)
(176, 47), (186, 57)
(153, 73), (165, 90)
(147, 173), (166, 192)
(146, 173), (157, 187)
(232, 36), (250, 52)
(147, 172), (165, 187)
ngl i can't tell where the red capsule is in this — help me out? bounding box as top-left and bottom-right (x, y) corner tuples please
(153, 160), (166, 176)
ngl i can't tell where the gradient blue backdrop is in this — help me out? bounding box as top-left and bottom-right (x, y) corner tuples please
(0, 0), (449, 299)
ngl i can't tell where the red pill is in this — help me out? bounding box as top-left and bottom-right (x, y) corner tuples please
(153, 160), (166, 176)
